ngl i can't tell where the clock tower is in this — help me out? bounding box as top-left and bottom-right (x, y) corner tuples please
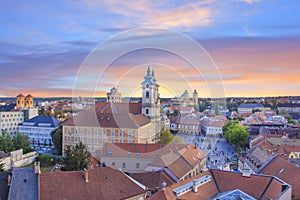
(142, 66), (160, 141)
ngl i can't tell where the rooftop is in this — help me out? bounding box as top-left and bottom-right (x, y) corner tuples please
(40, 166), (146, 200)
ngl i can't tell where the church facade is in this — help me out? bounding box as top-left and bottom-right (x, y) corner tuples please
(62, 67), (161, 154)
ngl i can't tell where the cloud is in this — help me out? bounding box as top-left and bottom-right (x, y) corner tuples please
(98, 0), (213, 29)
(233, 0), (261, 4)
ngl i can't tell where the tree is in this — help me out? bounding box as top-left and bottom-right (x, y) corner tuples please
(0, 131), (14, 153)
(36, 154), (53, 167)
(158, 129), (174, 144)
(63, 142), (91, 171)
(223, 120), (249, 154)
(51, 125), (62, 155)
(12, 133), (32, 154)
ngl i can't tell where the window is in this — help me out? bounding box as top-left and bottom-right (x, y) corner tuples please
(75, 137), (78, 142)
(111, 129), (115, 137)
(122, 162), (126, 168)
(119, 130), (123, 137)
(94, 129), (98, 135)
(128, 139), (133, 143)
(88, 138), (91, 143)
(146, 91), (149, 98)
(128, 131), (132, 137)
(80, 128), (84, 135)
(102, 129), (106, 135)
(145, 109), (149, 115)
(112, 162), (116, 166)
(67, 136), (71, 142)
(119, 139), (123, 143)
(111, 139), (115, 143)
(94, 138), (98, 144)
(75, 128), (78, 134)
(102, 138), (106, 143)
(88, 129), (91, 135)
(136, 163), (140, 169)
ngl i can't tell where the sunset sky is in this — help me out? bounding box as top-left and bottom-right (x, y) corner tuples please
(0, 0), (299, 98)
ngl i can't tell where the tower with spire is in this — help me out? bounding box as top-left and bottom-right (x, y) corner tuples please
(142, 66), (160, 141)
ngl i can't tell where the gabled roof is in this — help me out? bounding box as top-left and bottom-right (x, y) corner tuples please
(8, 168), (38, 200)
(149, 169), (290, 200)
(16, 93), (24, 98)
(258, 155), (300, 199)
(131, 170), (176, 190)
(40, 166), (146, 200)
(63, 102), (151, 129)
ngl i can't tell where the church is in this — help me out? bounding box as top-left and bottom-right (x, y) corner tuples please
(62, 67), (161, 154)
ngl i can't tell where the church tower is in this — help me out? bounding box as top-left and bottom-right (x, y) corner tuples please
(193, 89), (198, 105)
(16, 93), (25, 108)
(142, 66), (160, 141)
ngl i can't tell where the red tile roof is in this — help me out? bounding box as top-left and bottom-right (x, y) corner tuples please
(26, 94), (33, 98)
(16, 93), (24, 97)
(63, 102), (150, 129)
(40, 166), (146, 200)
(149, 169), (289, 200)
(258, 155), (300, 199)
(131, 170), (176, 190)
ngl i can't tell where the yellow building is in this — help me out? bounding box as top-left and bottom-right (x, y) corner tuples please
(289, 152), (300, 159)
(25, 94), (34, 108)
(16, 93), (25, 108)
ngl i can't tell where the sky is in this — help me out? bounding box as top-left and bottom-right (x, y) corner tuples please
(0, 0), (299, 98)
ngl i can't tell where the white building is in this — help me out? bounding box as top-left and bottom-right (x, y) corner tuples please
(18, 116), (60, 148)
(201, 117), (226, 136)
(106, 87), (122, 103)
(0, 111), (24, 136)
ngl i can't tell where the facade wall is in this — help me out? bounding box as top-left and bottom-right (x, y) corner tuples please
(0, 111), (24, 137)
(100, 157), (155, 173)
(62, 125), (139, 155)
(18, 125), (56, 148)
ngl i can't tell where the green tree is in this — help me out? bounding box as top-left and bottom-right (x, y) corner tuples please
(158, 129), (174, 144)
(0, 131), (14, 153)
(37, 154), (53, 167)
(214, 102), (220, 116)
(51, 125), (62, 155)
(63, 142), (91, 171)
(12, 133), (32, 154)
(223, 120), (249, 154)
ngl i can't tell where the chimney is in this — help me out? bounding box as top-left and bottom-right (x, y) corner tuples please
(242, 167), (251, 177)
(7, 175), (11, 186)
(192, 180), (198, 193)
(84, 168), (89, 183)
(161, 181), (166, 190)
(34, 162), (41, 174)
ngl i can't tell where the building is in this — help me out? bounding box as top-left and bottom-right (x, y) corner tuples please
(8, 165), (39, 200)
(278, 103), (300, 113)
(62, 67), (160, 154)
(106, 87), (122, 103)
(237, 103), (264, 114)
(99, 143), (206, 181)
(0, 149), (38, 171)
(0, 110), (24, 136)
(0, 94), (38, 137)
(201, 117), (226, 136)
(257, 155), (300, 199)
(63, 102), (152, 154)
(169, 113), (200, 134)
(141, 67), (161, 138)
(18, 116), (60, 148)
(40, 166), (147, 200)
(192, 89), (198, 105)
(149, 169), (291, 200)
